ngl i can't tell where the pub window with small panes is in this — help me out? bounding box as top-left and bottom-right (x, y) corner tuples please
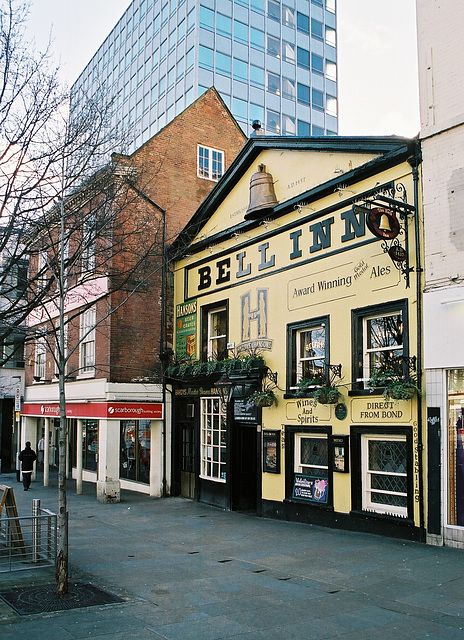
(351, 427), (413, 520)
(201, 301), (228, 361)
(352, 300), (408, 391)
(287, 316), (329, 392)
(285, 425), (332, 507)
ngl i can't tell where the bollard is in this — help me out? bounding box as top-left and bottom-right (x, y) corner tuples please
(32, 498), (40, 562)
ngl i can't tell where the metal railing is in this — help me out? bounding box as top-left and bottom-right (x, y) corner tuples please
(0, 499), (57, 573)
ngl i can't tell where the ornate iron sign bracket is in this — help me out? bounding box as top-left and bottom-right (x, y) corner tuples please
(353, 183), (416, 288)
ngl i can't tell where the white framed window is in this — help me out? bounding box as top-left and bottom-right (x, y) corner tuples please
(79, 307), (96, 375)
(296, 325), (326, 382)
(197, 145), (224, 181)
(361, 434), (408, 518)
(37, 250), (48, 290)
(54, 318), (68, 378)
(35, 337), (46, 380)
(207, 306), (227, 360)
(200, 397), (226, 482)
(81, 216), (96, 274)
(362, 312), (403, 383)
(288, 317), (328, 390)
(294, 433), (328, 476)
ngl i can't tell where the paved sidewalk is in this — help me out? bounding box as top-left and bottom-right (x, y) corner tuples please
(1, 472), (464, 639)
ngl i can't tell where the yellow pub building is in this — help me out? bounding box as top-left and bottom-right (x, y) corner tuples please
(169, 135), (425, 540)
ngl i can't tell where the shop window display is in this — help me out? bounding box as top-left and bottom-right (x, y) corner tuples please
(447, 369), (464, 525)
(82, 419), (98, 471)
(120, 420), (151, 484)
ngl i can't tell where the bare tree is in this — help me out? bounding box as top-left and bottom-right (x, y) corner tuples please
(0, 0), (166, 594)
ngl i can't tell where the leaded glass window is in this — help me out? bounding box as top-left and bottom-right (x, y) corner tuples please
(295, 434), (328, 478)
(362, 435), (408, 517)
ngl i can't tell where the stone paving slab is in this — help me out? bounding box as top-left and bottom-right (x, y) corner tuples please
(1, 472), (464, 639)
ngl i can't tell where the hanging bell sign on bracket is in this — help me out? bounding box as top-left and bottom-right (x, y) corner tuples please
(244, 164), (279, 220)
(365, 207), (400, 240)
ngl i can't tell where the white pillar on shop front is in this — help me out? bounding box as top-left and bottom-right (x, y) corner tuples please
(76, 419), (83, 495)
(150, 420), (162, 497)
(96, 418), (120, 503)
(43, 418), (50, 486)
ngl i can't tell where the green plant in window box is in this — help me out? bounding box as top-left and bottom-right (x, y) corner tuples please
(296, 374), (326, 396)
(222, 350), (266, 376)
(190, 361), (206, 376)
(313, 386), (341, 405)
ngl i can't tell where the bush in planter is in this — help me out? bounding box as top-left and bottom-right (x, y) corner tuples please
(248, 389), (278, 408)
(313, 386), (341, 405)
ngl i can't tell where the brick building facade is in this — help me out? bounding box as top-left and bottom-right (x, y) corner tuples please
(21, 88), (246, 501)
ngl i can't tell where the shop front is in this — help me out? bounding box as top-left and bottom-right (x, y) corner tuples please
(170, 375), (262, 512)
(21, 398), (164, 501)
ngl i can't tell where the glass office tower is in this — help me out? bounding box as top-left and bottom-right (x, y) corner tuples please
(71, 0), (337, 150)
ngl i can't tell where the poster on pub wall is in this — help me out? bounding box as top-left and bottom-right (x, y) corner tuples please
(293, 474), (329, 503)
(176, 300), (197, 360)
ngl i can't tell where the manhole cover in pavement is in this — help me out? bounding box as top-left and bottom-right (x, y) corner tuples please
(0, 582), (123, 615)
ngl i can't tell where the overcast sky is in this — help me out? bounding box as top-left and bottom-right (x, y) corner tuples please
(26, 0), (420, 137)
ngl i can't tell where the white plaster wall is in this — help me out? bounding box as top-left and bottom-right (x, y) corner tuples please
(423, 286), (464, 369)
(417, 1), (464, 136)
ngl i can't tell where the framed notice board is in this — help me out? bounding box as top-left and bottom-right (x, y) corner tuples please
(263, 430), (280, 473)
(330, 435), (349, 473)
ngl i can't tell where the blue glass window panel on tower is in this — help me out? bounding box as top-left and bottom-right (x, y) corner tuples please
(234, 20), (249, 44)
(297, 83), (310, 105)
(311, 53), (324, 74)
(297, 119), (310, 136)
(217, 13), (232, 36)
(312, 87), (324, 109)
(216, 52), (231, 75)
(233, 97), (248, 120)
(200, 6), (215, 31)
(199, 45), (214, 70)
(311, 18), (323, 40)
(250, 65), (265, 88)
(297, 47), (310, 70)
(297, 11), (309, 34)
(250, 27), (265, 50)
(233, 59), (248, 82)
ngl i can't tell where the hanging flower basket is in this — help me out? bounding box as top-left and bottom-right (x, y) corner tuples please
(383, 380), (419, 400)
(249, 389), (278, 408)
(314, 387), (341, 405)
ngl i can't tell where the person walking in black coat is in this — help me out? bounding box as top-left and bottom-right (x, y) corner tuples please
(19, 441), (37, 491)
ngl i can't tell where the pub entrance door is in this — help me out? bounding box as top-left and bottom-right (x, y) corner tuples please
(231, 423), (258, 512)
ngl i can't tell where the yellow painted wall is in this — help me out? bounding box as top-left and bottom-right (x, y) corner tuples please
(174, 147), (421, 523)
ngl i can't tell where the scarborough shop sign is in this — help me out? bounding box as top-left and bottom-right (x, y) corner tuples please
(22, 402), (163, 420)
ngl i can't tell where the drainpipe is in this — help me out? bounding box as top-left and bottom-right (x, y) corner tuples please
(409, 142), (425, 542)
